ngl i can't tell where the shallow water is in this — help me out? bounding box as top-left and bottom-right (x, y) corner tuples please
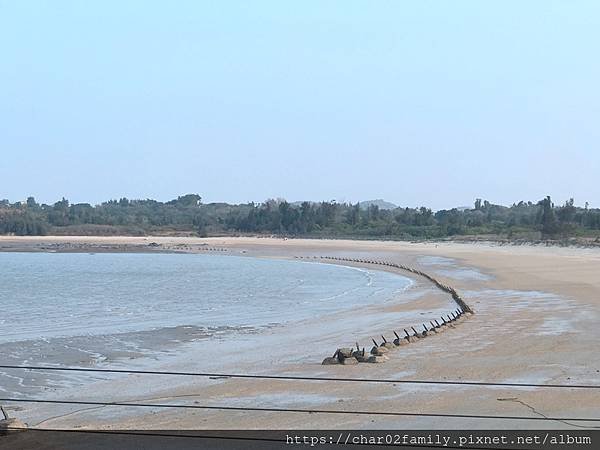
(0, 252), (413, 396)
(1, 252), (411, 342)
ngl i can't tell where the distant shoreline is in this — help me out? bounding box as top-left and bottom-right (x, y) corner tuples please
(2, 233), (600, 253)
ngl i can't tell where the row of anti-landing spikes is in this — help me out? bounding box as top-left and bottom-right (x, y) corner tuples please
(311, 255), (473, 365)
(315, 255), (473, 314)
(374, 306), (465, 347)
(322, 306), (469, 365)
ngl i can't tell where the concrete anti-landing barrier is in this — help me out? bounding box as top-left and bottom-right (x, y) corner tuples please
(318, 255), (474, 365)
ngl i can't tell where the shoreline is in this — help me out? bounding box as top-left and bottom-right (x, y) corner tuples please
(3, 234), (600, 259)
(1, 236), (599, 429)
(1, 250), (439, 400)
(2, 233), (600, 251)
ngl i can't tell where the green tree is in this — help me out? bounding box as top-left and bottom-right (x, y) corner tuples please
(537, 196), (559, 237)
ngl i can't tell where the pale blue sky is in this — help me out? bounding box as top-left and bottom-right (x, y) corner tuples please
(1, 1), (599, 209)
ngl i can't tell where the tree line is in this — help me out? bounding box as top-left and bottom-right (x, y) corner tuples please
(1, 194), (599, 242)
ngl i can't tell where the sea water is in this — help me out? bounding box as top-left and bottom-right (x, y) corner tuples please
(0, 252), (411, 342)
(0, 252), (413, 396)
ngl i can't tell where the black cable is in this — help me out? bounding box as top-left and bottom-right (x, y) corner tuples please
(1, 397), (599, 423)
(1, 365), (598, 390)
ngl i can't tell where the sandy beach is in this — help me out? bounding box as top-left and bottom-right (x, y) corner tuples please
(1, 236), (599, 432)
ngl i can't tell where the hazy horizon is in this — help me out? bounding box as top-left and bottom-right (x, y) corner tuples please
(2, 1), (599, 209)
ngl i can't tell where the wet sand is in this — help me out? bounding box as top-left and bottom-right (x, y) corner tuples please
(1, 236), (599, 430)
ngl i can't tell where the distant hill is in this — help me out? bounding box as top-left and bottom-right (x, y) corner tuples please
(358, 199), (398, 210)
(289, 199), (398, 210)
